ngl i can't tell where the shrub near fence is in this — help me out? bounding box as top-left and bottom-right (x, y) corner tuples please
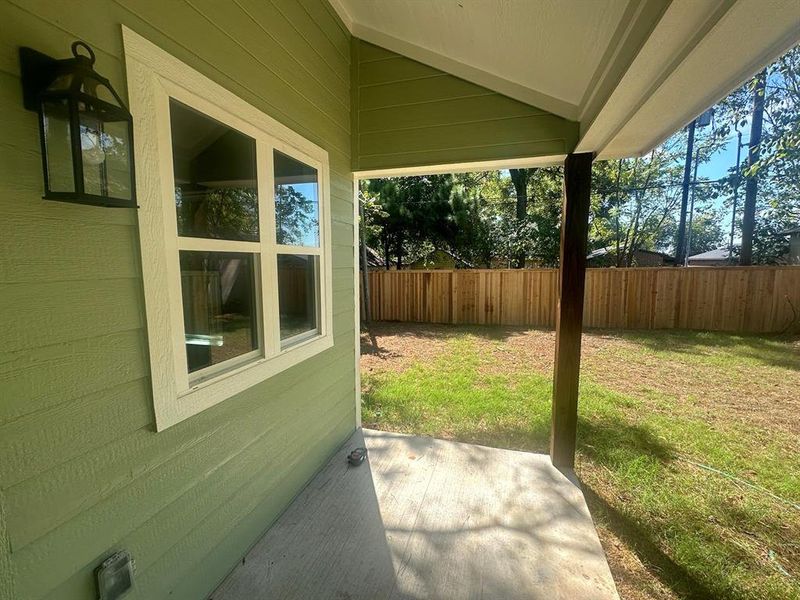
(364, 266), (800, 333)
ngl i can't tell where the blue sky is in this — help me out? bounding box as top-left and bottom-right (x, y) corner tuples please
(694, 120), (752, 242)
(701, 135), (742, 181)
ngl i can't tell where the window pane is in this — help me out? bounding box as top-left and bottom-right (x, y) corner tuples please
(277, 254), (319, 341)
(274, 150), (319, 246)
(170, 99), (259, 241)
(180, 251), (259, 374)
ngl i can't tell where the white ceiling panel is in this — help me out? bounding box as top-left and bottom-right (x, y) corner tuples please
(330, 0), (800, 158)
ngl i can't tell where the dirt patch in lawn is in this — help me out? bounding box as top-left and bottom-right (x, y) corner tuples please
(579, 332), (800, 437)
(361, 322), (800, 437)
(593, 522), (679, 600)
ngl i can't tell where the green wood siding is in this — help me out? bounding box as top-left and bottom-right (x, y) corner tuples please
(351, 39), (579, 172)
(0, 1), (355, 599)
(0, 490), (14, 600)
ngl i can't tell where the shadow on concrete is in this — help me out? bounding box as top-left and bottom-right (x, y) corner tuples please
(213, 429), (618, 600)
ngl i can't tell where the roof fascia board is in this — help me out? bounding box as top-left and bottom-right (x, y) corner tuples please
(353, 154), (565, 179)
(612, 15), (800, 158)
(591, 0), (800, 158)
(577, 0), (672, 126)
(327, 0), (354, 31)
(577, 0), (738, 155)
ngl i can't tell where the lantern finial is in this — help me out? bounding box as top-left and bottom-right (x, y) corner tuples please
(71, 41), (96, 65)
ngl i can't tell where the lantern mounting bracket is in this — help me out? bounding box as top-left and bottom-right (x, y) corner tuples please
(19, 47), (60, 112)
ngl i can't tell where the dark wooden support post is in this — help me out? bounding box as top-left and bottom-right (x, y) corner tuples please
(551, 152), (593, 470)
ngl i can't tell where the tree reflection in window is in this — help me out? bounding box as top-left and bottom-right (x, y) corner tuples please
(170, 99), (259, 242)
(176, 186), (259, 241)
(274, 150), (319, 246)
(275, 184), (317, 245)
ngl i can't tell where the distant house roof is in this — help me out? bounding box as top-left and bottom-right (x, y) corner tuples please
(688, 247), (731, 261)
(587, 247), (611, 260)
(409, 248), (475, 269)
(362, 246), (384, 268)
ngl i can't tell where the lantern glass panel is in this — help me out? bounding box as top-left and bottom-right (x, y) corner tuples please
(42, 98), (75, 193)
(79, 111), (132, 201)
(80, 74), (122, 107)
(102, 120), (133, 201)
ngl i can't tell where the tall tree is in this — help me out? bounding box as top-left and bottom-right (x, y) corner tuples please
(716, 46), (800, 264)
(675, 119), (697, 264)
(589, 140), (694, 266)
(740, 69), (767, 265)
(509, 168), (531, 268)
(362, 175), (456, 269)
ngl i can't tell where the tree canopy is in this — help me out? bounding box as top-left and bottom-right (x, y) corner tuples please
(360, 45), (800, 269)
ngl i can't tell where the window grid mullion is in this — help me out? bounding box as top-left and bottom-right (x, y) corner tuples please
(176, 236), (262, 253)
(256, 137), (281, 356)
(275, 244), (322, 256)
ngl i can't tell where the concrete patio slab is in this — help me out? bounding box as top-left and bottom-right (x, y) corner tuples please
(213, 428), (618, 600)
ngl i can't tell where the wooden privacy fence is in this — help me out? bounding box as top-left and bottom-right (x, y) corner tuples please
(364, 266), (800, 333)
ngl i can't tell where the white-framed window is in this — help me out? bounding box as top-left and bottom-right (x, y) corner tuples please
(123, 27), (333, 430)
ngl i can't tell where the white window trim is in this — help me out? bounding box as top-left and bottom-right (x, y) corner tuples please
(123, 27), (333, 431)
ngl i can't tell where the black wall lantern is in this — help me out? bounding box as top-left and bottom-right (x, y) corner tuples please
(20, 41), (136, 208)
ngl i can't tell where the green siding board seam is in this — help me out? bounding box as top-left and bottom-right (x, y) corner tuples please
(0, 0), (355, 599)
(351, 38), (579, 172)
(0, 489), (16, 600)
(350, 36), (361, 175)
(358, 115), (573, 155)
(354, 41), (396, 62)
(134, 410), (356, 598)
(265, 0), (350, 79)
(128, 386), (355, 580)
(185, 0), (350, 111)
(357, 57), (442, 85)
(0, 378), (152, 491)
(5, 329), (355, 553)
(296, 0), (350, 58)
(0, 279), (146, 353)
(218, 0), (350, 96)
(0, 218), (141, 283)
(114, 0), (351, 151)
(0, 329), (150, 425)
(164, 414), (356, 600)
(358, 95), (550, 132)
(11, 366), (356, 597)
(16, 381), (355, 600)
(356, 140), (571, 173)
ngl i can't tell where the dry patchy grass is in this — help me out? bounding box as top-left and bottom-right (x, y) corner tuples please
(360, 322), (800, 600)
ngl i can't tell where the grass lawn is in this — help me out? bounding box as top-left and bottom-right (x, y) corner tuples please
(360, 323), (800, 600)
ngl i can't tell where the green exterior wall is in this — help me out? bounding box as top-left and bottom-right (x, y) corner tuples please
(0, 3), (576, 600)
(0, 1), (355, 598)
(1, 490), (14, 599)
(351, 39), (579, 172)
